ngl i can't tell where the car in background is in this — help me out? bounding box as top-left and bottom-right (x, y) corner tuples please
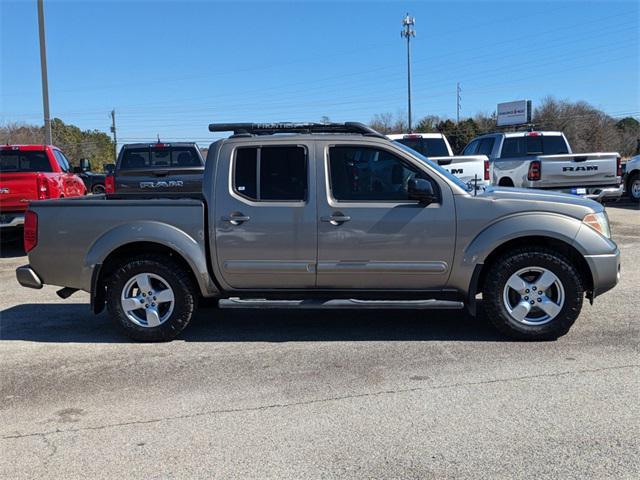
(74, 158), (107, 194)
(462, 131), (622, 202)
(105, 142), (204, 197)
(622, 154), (640, 202)
(389, 133), (490, 190)
(0, 144), (87, 241)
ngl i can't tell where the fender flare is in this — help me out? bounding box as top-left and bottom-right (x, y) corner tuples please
(85, 221), (218, 298)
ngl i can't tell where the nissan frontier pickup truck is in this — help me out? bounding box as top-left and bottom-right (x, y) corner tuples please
(16, 122), (620, 342)
(462, 131), (623, 201)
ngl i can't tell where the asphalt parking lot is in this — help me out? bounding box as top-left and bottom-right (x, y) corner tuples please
(0, 203), (638, 479)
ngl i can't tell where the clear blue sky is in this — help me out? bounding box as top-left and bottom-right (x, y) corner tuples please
(1, 0), (639, 147)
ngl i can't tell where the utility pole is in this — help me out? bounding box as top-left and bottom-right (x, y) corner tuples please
(401, 13), (415, 133)
(37, 0), (52, 145)
(110, 109), (117, 162)
(456, 82), (462, 123)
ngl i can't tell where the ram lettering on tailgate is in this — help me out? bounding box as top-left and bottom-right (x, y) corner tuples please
(140, 180), (184, 189)
(563, 166), (598, 172)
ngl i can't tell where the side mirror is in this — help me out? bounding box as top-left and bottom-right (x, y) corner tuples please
(408, 177), (437, 205)
(104, 163), (115, 175)
(80, 158), (91, 171)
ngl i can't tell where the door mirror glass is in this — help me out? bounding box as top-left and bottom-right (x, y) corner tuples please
(408, 177), (436, 205)
(80, 158), (91, 171)
(104, 163), (115, 175)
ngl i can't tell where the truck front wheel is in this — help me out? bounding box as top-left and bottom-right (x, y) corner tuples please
(482, 248), (583, 340)
(627, 172), (640, 202)
(106, 255), (197, 341)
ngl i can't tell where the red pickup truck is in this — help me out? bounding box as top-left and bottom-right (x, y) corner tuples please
(0, 145), (86, 239)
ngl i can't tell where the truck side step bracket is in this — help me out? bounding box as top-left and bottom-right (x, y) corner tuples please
(218, 298), (465, 310)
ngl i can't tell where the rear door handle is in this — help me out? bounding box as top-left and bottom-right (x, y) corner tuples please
(223, 213), (251, 225)
(321, 213), (351, 225)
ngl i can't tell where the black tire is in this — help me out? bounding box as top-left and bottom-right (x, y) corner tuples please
(92, 183), (106, 195)
(627, 172), (640, 203)
(482, 248), (583, 340)
(106, 255), (197, 342)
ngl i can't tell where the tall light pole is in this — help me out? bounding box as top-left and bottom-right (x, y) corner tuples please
(110, 109), (117, 162)
(37, 0), (52, 145)
(401, 13), (415, 133)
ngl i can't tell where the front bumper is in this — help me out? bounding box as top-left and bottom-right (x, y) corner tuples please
(16, 265), (43, 289)
(0, 213), (25, 229)
(584, 248), (621, 298)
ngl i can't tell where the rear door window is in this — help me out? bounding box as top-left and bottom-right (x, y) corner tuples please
(0, 151), (52, 172)
(233, 146), (307, 201)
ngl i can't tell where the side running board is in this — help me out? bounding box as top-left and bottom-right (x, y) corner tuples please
(218, 298), (464, 310)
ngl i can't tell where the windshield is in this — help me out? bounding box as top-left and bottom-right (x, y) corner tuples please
(0, 150), (52, 173)
(396, 137), (450, 157)
(393, 141), (471, 192)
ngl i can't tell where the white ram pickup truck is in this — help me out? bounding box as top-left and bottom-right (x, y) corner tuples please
(388, 133), (489, 190)
(462, 131), (623, 201)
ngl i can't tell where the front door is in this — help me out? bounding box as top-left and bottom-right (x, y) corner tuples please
(316, 143), (456, 290)
(214, 142), (317, 289)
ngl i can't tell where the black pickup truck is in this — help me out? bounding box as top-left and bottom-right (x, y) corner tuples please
(106, 142), (205, 197)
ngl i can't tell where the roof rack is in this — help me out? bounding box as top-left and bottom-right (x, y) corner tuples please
(208, 122), (386, 138)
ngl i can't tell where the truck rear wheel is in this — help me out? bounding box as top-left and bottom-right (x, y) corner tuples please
(482, 248), (583, 340)
(106, 255), (196, 342)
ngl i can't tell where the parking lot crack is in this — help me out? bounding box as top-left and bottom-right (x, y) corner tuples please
(2, 363), (637, 441)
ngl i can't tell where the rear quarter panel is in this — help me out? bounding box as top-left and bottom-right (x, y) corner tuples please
(27, 198), (211, 294)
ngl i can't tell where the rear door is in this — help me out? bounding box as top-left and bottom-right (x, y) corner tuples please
(213, 141), (317, 289)
(316, 142), (456, 289)
(0, 149), (50, 212)
(116, 145), (204, 196)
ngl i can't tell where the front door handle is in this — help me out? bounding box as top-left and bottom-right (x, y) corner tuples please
(321, 213), (351, 226)
(223, 213), (251, 225)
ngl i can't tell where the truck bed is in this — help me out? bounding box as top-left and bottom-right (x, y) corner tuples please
(26, 196), (206, 292)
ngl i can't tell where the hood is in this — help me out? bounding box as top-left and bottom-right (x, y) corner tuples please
(478, 186), (603, 215)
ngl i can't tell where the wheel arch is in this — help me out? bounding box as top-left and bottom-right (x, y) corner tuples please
(86, 222), (218, 313)
(474, 236), (594, 300)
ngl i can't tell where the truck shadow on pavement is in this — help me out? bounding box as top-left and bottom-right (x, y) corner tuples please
(0, 303), (505, 343)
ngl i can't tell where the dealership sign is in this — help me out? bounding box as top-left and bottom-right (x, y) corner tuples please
(497, 100), (532, 126)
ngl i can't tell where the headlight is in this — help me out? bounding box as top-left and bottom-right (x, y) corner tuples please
(583, 212), (611, 238)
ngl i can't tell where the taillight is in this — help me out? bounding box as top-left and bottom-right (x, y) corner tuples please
(24, 210), (38, 252)
(528, 160), (541, 181)
(616, 157), (622, 177)
(36, 173), (50, 199)
(105, 175), (115, 193)
(484, 160), (490, 181)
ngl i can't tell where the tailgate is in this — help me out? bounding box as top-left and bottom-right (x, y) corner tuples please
(0, 173), (37, 213)
(540, 153), (619, 188)
(116, 167), (204, 196)
(432, 155), (488, 185)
